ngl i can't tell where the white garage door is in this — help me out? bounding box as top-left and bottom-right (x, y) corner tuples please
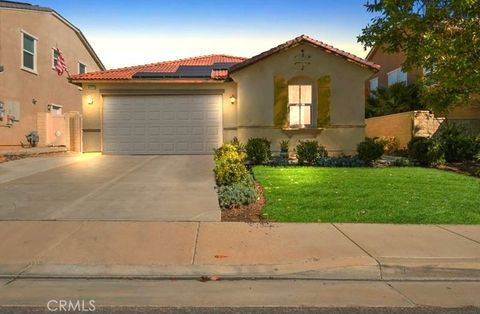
(103, 95), (222, 154)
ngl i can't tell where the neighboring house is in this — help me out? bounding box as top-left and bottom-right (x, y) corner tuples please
(0, 1), (105, 149)
(70, 35), (379, 155)
(365, 46), (480, 133)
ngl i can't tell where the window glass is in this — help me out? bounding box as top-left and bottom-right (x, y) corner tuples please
(300, 85), (312, 104)
(387, 70), (397, 86)
(370, 78), (378, 91)
(288, 84), (312, 127)
(22, 33), (35, 70)
(289, 106), (300, 126)
(388, 68), (407, 86)
(302, 105), (311, 125)
(23, 52), (34, 69)
(79, 63), (87, 74)
(288, 85), (300, 104)
(23, 35), (34, 53)
(53, 49), (59, 67)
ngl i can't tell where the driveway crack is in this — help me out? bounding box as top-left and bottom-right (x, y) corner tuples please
(191, 222), (201, 265)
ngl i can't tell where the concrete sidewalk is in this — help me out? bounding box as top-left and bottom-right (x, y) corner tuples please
(1, 221), (479, 280)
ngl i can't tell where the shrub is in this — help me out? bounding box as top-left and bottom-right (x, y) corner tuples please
(316, 156), (366, 167)
(213, 144), (249, 186)
(407, 137), (444, 166)
(376, 136), (400, 155)
(269, 158), (291, 167)
(245, 137), (272, 165)
(217, 174), (257, 209)
(230, 136), (245, 152)
(296, 140), (327, 165)
(279, 139), (289, 152)
(357, 138), (384, 164)
(392, 157), (414, 167)
(434, 122), (477, 162)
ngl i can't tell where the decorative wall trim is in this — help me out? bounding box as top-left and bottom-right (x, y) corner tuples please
(99, 89), (225, 96)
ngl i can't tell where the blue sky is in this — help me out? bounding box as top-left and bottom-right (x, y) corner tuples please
(35, 0), (375, 69)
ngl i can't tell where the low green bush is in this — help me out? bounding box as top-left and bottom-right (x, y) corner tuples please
(357, 138), (384, 164)
(434, 122), (477, 162)
(316, 156), (366, 167)
(392, 157), (414, 167)
(407, 137), (444, 166)
(217, 174), (257, 209)
(245, 137), (271, 165)
(296, 140), (327, 165)
(213, 144), (249, 186)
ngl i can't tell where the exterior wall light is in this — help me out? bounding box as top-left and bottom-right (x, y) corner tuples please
(87, 96), (94, 105)
(229, 95), (236, 104)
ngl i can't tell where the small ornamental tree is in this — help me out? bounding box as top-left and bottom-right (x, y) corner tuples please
(358, 0), (480, 113)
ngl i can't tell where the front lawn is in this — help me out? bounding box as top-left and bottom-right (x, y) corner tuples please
(253, 167), (480, 224)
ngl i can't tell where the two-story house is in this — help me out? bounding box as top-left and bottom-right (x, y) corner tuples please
(0, 0), (105, 149)
(365, 46), (480, 133)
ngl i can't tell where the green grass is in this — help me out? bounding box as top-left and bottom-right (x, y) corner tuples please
(253, 166), (480, 224)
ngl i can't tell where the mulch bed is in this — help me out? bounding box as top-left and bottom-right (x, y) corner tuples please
(0, 151), (71, 163)
(221, 182), (269, 223)
(437, 161), (480, 177)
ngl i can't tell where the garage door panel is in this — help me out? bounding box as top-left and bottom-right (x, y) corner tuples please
(103, 95), (222, 154)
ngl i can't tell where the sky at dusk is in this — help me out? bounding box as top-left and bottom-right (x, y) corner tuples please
(33, 0), (377, 69)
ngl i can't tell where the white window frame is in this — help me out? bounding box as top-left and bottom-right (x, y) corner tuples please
(78, 62), (87, 74)
(21, 30), (38, 74)
(370, 77), (378, 93)
(52, 48), (59, 70)
(288, 84), (312, 128)
(387, 67), (407, 86)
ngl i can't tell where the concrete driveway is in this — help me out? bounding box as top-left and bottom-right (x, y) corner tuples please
(0, 155), (220, 221)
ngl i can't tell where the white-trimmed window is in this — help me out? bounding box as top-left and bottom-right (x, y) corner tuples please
(52, 48), (59, 69)
(78, 62), (87, 74)
(370, 77), (378, 93)
(21, 31), (37, 72)
(387, 68), (407, 86)
(288, 84), (312, 127)
(47, 104), (63, 116)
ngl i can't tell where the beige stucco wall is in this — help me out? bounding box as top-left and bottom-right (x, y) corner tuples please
(365, 110), (444, 148)
(366, 111), (413, 148)
(79, 81), (237, 152)
(0, 8), (102, 146)
(230, 43), (373, 154)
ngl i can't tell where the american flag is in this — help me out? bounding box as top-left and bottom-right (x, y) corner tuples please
(55, 48), (68, 76)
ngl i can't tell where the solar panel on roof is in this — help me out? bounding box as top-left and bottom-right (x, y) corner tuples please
(132, 63), (239, 79)
(212, 62), (238, 70)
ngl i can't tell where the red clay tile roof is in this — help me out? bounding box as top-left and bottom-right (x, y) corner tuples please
(69, 54), (246, 81)
(229, 35), (380, 74)
(70, 35), (379, 83)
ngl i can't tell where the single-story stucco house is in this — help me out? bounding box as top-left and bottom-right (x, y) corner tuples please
(70, 35), (380, 155)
